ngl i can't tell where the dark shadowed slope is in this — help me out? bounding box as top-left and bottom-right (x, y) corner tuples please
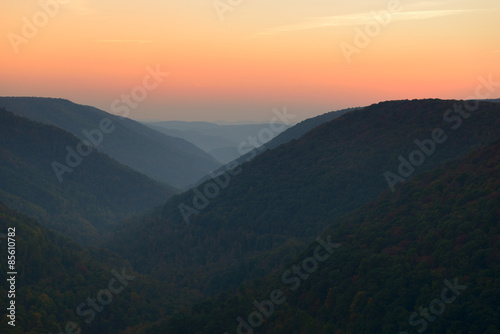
(106, 99), (500, 298)
(146, 138), (500, 334)
(0, 202), (201, 334)
(0, 108), (176, 244)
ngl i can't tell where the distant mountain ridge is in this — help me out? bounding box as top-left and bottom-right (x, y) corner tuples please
(0, 108), (177, 244)
(0, 97), (221, 189)
(143, 120), (292, 163)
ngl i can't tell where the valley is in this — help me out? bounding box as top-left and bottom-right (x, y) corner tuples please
(1, 98), (498, 333)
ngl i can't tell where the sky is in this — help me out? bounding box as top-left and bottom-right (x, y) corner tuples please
(1, 0), (499, 122)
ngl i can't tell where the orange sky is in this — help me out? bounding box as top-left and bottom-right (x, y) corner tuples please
(1, 0), (499, 122)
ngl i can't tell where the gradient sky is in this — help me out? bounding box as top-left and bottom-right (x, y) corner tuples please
(1, 0), (499, 122)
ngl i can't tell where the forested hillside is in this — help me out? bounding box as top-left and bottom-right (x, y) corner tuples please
(0, 202), (202, 334)
(142, 139), (500, 334)
(0, 108), (176, 244)
(107, 99), (500, 297)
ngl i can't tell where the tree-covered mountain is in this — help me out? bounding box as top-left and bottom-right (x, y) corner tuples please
(0, 108), (176, 245)
(141, 137), (500, 334)
(0, 97), (221, 189)
(0, 202), (201, 334)
(106, 99), (500, 298)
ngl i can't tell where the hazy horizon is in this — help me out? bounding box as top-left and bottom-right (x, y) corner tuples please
(2, 0), (499, 122)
